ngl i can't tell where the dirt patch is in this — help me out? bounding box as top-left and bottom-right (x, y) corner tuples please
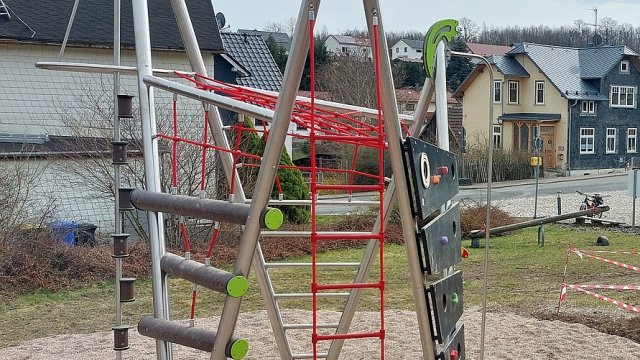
(535, 311), (640, 344)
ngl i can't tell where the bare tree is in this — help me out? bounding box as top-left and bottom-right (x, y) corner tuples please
(459, 17), (479, 42)
(263, 17), (297, 38)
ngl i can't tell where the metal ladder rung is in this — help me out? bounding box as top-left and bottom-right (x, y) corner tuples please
(274, 292), (350, 299)
(283, 323), (339, 330)
(292, 352), (328, 359)
(246, 199), (380, 206)
(261, 231), (374, 238)
(265, 262), (361, 269)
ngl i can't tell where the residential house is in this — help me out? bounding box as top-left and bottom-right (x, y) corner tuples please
(465, 42), (512, 57)
(0, 0), (282, 232)
(390, 39), (424, 61)
(238, 29), (291, 54)
(455, 42), (640, 173)
(325, 35), (372, 60)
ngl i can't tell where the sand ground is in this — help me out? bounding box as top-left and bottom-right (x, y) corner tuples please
(1, 308), (639, 359)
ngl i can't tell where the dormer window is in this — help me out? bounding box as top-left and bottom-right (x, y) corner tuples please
(620, 60), (630, 74)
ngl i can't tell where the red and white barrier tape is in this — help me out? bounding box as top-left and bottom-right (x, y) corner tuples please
(568, 248), (640, 273)
(560, 285), (640, 314)
(566, 284), (640, 291)
(577, 249), (639, 256)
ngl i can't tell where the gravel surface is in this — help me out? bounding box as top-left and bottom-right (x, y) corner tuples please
(489, 190), (640, 227)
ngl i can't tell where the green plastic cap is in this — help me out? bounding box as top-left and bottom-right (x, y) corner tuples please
(229, 338), (249, 360)
(451, 292), (459, 305)
(226, 275), (249, 298)
(262, 207), (284, 230)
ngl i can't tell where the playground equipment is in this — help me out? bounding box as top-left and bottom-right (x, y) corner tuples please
(469, 205), (610, 240)
(34, 1), (497, 359)
(559, 247), (640, 314)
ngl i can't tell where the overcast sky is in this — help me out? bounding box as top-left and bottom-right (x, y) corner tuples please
(215, 0), (640, 35)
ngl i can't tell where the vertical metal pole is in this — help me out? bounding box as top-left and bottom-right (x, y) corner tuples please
(211, 1), (320, 359)
(435, 42), (449, 151)
(435, 41), (453, 280)
(168, 0), (245, 199)
(169, 1), (293, 358)
(131, 1), (170, 359)
(58, 0), (81, 60)
(449, 49), (495, 360)
(363, 2), (436, 359)
(113, 1), (123, 359)
(633, 170), (637, 228)
(326, 80), (435, 360)
(557, 191), (562, 215)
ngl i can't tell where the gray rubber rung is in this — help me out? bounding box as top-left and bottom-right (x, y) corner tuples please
(274, 292), (350, 299)
(292, 353), (328, 359)
(265, 262), (361, 268)
(283, 323), (339, 330)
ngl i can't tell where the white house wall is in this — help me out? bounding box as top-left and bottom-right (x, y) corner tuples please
(391, 40), (422, 61)
(1, 43), (217, 234)
(0, 43), (212, 135)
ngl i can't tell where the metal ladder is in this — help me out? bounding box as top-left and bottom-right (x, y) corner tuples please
(257, 196), (382, 359)
(0, 1), (11, 19)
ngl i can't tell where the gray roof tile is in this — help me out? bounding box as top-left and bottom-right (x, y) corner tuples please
(487, 55), (529, 77)
(506, 43), (636, 100)
(221, 33), (283, 91)
(402, 39), (424, 49)
(238, 29), (291, 52)
(0, 0), (223, 51)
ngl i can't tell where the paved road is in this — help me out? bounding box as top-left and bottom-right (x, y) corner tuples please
(454, 173), (628, 202)
(317, 173), (630, 214)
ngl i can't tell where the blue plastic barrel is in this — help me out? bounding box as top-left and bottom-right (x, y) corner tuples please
(50, 220), (78, 246)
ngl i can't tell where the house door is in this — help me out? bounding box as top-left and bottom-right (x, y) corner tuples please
(540, 126), (556, 168)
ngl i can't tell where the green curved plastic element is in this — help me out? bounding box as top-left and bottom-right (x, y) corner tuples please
(262, 207), (284, 230)
(226, 275), (249, 298)
(451, 292), (459, 305)
(423, 19), (460, 79)
(229, 338), (249, 360)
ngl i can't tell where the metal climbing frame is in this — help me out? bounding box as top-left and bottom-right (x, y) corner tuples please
(35, 0), (467, 358)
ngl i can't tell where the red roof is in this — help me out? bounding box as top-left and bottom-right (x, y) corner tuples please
(395, 88), (459, 104)
(466, 43), (512, 56)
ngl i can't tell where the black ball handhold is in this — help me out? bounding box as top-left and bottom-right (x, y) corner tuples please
(596, 236), (609, 246)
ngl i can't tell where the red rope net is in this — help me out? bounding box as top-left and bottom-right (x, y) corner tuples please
(155, 19), (403, 354)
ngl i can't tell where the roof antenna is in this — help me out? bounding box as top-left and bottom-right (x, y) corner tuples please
(0, 0), (11, 19)
(587, 7), (602, 46)
(1, 1), (36, 38)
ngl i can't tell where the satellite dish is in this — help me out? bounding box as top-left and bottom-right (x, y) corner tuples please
(216, 12), (226, 29)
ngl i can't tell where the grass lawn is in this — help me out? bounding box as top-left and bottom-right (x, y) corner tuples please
(1, 225), (638, 347)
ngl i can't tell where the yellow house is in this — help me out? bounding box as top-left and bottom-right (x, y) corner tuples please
(455, 43), (640, 173)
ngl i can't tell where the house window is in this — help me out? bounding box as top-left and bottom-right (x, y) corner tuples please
(493, 125), (502, 149)
(405, 103), (415, 111)
(512, 122), (536, 151)
(416, 49), (422, 53)
(508, 81), (519, 104)
(580, 128), (595, 154)
(581, 101), (596, 114)
(535, 81), (545, 104)
(404, 47), (408, 53)
(341, 46), (348, 53)
(493, 80), (502, 103)
(620, 60), (630, 73)
(628, 128), (637, 153)
(396, 47), (399, 53)
(606, 128), (617, 154)
(610, 85), (636, 108)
